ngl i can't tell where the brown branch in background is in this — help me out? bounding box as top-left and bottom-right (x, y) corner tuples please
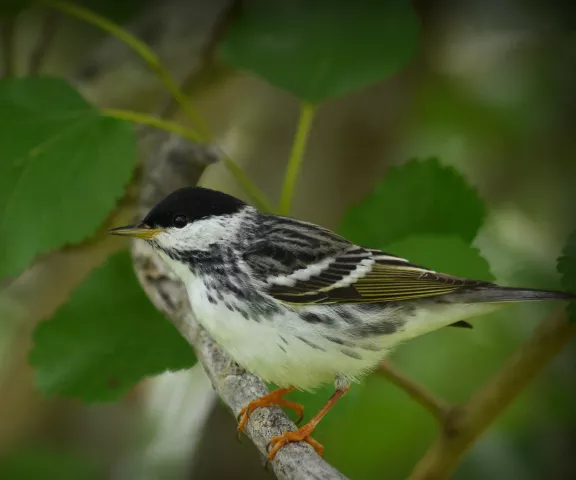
(377, 360), (449, 424)
(1, 18), (17, 77)
(28, 10), (59, 74)
(407, 307), (576, 480)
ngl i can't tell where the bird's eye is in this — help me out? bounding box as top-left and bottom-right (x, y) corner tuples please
(172, 214), (187, 228)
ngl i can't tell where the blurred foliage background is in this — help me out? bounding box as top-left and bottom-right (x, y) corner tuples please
(0, 0), (575, 479)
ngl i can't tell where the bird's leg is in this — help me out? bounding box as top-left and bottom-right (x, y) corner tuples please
(237, 386), (304, 435)
(266, 377), (350, 463)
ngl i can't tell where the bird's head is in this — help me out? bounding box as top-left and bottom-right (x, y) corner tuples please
(108, 187), (248, 253)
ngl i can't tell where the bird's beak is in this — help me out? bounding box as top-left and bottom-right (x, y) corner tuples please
(107, 223), (164, 239)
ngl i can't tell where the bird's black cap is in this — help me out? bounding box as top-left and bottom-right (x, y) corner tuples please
(143, 187), (246, 229)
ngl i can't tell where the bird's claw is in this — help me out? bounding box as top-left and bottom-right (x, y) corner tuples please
(235, 387), (304, 439)
(263, 427), (324, 467)
(295, 409), (304, 425)
(236, 405), (251, 443)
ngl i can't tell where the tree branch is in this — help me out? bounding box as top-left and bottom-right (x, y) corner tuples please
(408, 307), (576, 480)
(130, 143), (349, 480)
(377, 360), (449, 424)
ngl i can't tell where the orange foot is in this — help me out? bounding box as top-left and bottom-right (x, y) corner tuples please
(264, 383), (350, 465)
(237, 386), (304, 437)
(266, 421), (324, 463)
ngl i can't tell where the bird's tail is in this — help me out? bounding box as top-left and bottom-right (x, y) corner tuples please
(389, 285), (574, 343)
(448, 286), (575, 304)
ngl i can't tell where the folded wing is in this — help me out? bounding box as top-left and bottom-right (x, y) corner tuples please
(263, 247), (490, 305)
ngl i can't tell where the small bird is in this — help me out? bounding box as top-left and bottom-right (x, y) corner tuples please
(109, 186), (574, 462)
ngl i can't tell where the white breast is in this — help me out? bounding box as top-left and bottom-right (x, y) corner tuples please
(162, 261), (383, 390)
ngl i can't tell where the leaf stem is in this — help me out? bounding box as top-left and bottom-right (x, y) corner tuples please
(40, 0), (211, 142)
(1, 18), (17, 77)
(378, 360), (449, 424)
(102, 108), (204, 144)
(222, 155), (274, 213)
(279, 102), (316, 215)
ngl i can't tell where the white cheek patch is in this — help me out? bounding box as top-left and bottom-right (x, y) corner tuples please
(154, 209), (249, 252)
(155, 226), (197, 251)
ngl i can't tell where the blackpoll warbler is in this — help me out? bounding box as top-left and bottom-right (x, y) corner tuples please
(109, 186), (574, 462)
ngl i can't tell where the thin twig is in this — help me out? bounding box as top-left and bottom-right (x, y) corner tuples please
(28, 10), (59, 75)
(103, 108), (204, 144)
(279, 102), (316, 215)
(222, 154), (274, 213)
(408, 307), (576, 480)
(1, 18), (17, 77)
(377, 360), (449, 423)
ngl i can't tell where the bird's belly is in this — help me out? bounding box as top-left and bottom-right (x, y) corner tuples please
(186, 280), (384, 391)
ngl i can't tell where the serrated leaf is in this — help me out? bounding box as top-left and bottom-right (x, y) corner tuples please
(219, 0), (419, 102)
(30, 251), (196, 402)
(340, 158), (486, 248)
(557, 229), (576, 323)
(0, 76), (136, 278)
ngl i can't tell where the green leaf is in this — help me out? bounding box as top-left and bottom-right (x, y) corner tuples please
(557, 229), (576, 323)
(0, 76), (136, 278)
(30, 251), (196, 402)
(219, 0), (419, 102)
(340, 158), (486, 248)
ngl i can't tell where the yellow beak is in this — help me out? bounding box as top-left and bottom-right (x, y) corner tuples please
(107, 223), (164, 239)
